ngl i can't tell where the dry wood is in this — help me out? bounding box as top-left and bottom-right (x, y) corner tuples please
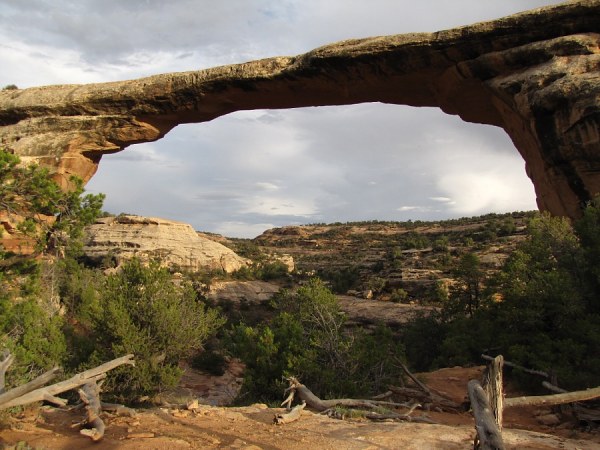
(504, 386), (600, 409)
(482, 355), (504, 431)
(0, 367), (61, 406)
(285, 378), (408, 412)
(0, 353), (135, 409)
(468, 379), (505, 450)
(78, 382), (105, 441)
(283, 377), (432, 423)
(0, 350), (15, 393)
(398, 361), (431, 395)
(540, 381), (600, 422)
(274, 401), (306, 424)
(542, 381), (567, 394)
(387, 385), (462, 412)
(481, 354), (548, 378)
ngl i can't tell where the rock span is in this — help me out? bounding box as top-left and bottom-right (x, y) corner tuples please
(0, 0), (599, 220)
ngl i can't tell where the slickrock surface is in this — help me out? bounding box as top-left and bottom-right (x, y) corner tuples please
(83, 215), (248, 273)
(0, 1), (598, 220)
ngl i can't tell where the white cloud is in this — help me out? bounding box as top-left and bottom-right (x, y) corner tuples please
(255, 182), (280, 191)
(429, 197), (454, 203)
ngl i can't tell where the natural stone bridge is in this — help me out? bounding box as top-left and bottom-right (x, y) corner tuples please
(0, 0), (598, 220)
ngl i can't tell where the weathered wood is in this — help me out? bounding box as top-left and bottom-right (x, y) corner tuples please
(481, 354), (548, 378)
(542, 381), (567, 394)
(274, 401), (306, 424)
(78, 382), (105, 441)
(388, 385), (462, 412)
(468, 379), (505, 450)
(0, 350), (15, 393)
(283, 377), (433, 424)
(0, 354), (135, 409)
(540, 381), (600, 422)
(504, 385), (600, 409)
(398, 361), (431, 395)
(0, 367), (61, 406)
(482, 355), (504, 431)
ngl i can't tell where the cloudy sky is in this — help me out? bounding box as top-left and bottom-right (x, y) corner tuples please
(0, 1), (564, 237)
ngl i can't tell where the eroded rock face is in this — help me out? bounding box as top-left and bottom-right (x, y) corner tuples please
(83, 215), (248, 273)
(0, 1), (599, 219)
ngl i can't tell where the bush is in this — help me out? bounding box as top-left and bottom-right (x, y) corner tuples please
(85, 259), (226, 402)
(229, 279), (406, 403)
(402, 210), (600, 389)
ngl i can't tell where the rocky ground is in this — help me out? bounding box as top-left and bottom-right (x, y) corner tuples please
(1, 366), (598, 449)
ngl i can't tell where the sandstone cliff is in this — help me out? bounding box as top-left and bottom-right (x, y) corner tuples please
(0, 1), (599, 220)
(83, 215), (248, 273)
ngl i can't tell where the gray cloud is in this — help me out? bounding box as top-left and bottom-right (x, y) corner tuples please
(0, 0), (557, 236)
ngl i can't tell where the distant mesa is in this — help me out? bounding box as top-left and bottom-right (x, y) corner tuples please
(0, 1), (599, 220)
(83, 215), (248, 273)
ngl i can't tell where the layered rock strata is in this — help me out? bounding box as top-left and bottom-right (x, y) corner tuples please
(83, 215), (248, 273)
(0, 1), (599, 219)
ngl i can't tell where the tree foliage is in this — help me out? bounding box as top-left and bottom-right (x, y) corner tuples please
(403, 210), (600, 389)
(0, 148), (105, 387)
(229, 279), (405, 403)
(0, 148), (104, 260)
(85, 259), (226, 402)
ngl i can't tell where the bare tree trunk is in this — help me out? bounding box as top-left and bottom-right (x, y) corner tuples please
(482, 355), (504, 431)
(468, 380), (505, 450)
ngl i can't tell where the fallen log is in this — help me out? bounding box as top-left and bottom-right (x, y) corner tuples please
(0, 367), (61, 406)
(468, 379), (505, 450)
(0, 353), (135, 409)
(505, 385), (600, 409)
(282, 377), (435, 423)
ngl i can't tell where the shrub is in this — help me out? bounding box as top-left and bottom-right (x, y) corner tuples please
(85, 259), (226, 402)
(229, 279), (406, 402)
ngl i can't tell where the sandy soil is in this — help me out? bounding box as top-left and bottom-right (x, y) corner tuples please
(1, 366), (598, 449)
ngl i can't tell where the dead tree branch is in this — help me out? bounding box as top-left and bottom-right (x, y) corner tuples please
(387, 385), (462, 412)
(283, 377), (435, 423)
(398, 361), (431, 395)
(468, 379), (505, 450)
(274, 401), (306, 424)
(0, 354), (135, 410)
(481, 354), (548, 378)
(0, 367), (61, 406)
(78, 382), (105, 441)
(504, 385), (600, 409)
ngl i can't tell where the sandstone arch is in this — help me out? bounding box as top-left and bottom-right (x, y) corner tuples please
(0, 0), (598, 220)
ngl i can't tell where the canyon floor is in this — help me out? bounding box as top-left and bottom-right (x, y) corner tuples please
(2, 366), (598, 450)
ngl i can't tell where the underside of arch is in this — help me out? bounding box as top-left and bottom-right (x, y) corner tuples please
(0, 0), (599, 220)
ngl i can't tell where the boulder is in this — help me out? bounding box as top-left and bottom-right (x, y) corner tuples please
(83, 215), (248, 273)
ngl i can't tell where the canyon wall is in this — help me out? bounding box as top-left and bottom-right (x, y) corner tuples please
(0, 0), (599, 219)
